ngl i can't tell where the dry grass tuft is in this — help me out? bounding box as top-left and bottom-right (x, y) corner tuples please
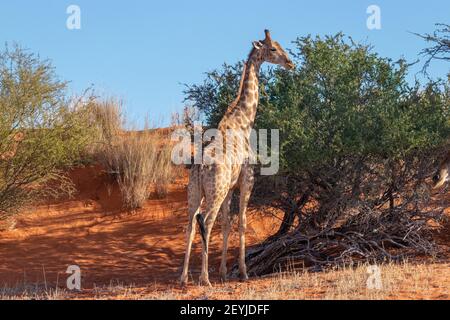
(92, 99), (175, 209)
(112, 134), (158, 209)
(0, 285), (68, 300)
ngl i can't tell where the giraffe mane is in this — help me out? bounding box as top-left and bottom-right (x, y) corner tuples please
(218, 61), (248, 129)
(225, 62), (247, 115)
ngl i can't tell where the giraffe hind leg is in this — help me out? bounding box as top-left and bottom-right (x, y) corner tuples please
(180, 166), (203, 286)
(238, 165), (254, 281)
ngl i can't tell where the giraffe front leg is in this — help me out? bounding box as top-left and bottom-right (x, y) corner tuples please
(238, 209), (249, 281)
(180, 169), (202, 286)
(220, 191), (233, 282)
(238, 167), (254, 281)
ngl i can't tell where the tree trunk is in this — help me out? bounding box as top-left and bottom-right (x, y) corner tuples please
(269, 190), (311, 241)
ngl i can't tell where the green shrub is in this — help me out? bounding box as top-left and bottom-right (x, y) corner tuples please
(0, 45), (96, 219)
(186, 34), (450, 272)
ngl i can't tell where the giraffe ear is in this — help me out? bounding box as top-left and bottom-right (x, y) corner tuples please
(252, 41), (263, 50)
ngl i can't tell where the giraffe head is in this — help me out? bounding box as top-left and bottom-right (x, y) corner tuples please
(252, 30), (295, 70)
(432, 151), (450, 189)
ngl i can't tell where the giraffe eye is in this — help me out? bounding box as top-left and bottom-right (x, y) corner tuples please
(270, 48), (277, 52)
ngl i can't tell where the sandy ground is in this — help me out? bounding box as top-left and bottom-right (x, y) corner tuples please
(0, 165), (449, 300)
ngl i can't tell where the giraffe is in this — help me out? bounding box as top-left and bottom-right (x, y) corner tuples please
(433, 150), (450, 189)
(180, 30), (294, 286)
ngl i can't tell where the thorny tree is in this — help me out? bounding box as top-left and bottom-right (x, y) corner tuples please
(186, 34), (450, 276)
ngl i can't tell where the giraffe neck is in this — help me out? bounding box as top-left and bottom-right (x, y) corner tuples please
(219, 49), (263, 134)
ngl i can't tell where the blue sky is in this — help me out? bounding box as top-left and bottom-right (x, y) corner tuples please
(1, 0), (449, 125)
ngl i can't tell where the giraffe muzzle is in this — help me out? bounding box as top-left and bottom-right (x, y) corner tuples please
(286, 61), (295, 70)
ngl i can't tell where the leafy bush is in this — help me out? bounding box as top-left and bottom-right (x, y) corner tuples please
(0, 45), (96, 219)
(186, 34), (450, 274)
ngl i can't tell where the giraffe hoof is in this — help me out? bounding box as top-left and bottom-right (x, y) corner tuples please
(180, 275), (189, 287)
(239, 274), (249, 282)
(199, 278), (212, 287)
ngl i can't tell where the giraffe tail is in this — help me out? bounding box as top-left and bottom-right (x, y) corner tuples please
(196, 213), (207, 247)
